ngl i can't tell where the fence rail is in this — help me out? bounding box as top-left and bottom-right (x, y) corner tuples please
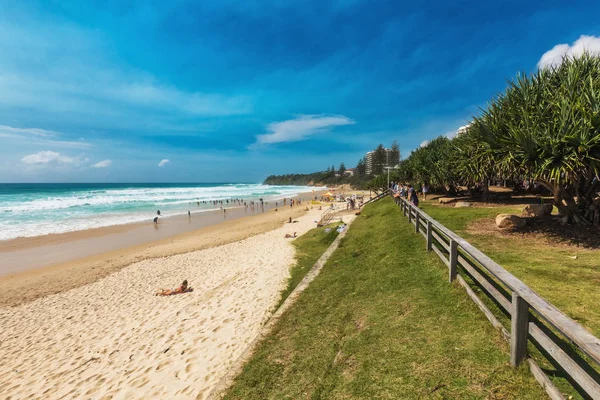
(362, 191), (388, 206)
(390, 192), (600, 400)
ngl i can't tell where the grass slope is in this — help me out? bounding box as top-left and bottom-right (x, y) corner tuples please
(224, 198), (545, 399)
(277, 225), (340, 309)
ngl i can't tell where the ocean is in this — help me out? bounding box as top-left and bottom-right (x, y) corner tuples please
(0, 183), (316, 241)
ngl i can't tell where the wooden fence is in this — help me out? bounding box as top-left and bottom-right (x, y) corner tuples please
(389, 193), (600, 400)
(362, 191), (388, 206)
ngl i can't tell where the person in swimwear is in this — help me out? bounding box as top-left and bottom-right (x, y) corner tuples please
(156, 280), (193, 296)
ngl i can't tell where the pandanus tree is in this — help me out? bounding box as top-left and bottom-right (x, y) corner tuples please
(403, 136), (458, 195)
(465, 53), (600, 223)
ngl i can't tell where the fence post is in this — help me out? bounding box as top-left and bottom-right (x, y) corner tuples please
(449, 239), (457, 282)
(408, 204), (412, 224)
(510, 293), (529, 366)
(415, 211), (420, 233)
(426, 221), (432, 251)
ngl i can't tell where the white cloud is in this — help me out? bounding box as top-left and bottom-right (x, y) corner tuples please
(538, 35), (600, 69)
(21, 151), (76, 165)
(0, 124), (92, 149)
(419, 140), (430, 148)
(254, 115), (355, 146)
(92, 159), (112, 168)
(158, 159), (170, 167)
(446, 122), (472, 138)
(0, 125), (59, 137)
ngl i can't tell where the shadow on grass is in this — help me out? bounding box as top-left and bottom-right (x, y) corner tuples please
(518, 217), (600, 249)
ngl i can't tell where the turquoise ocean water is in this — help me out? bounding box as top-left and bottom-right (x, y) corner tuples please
(0, 183), (315, 241)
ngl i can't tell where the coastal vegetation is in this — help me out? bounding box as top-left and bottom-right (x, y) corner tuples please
(223, 199), (545, 399)
(263, 141), (400, 189)
(392, 54), (600, 224)
(263, 168), (372, 188)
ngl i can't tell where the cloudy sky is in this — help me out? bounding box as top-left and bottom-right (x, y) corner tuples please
(1, 0), (600, 183)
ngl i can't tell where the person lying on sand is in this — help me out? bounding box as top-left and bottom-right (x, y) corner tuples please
(284, 232), (297, 238)
(156, 280), (194, 296)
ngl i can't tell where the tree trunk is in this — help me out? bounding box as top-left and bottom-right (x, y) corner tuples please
(548, 184), (590, 224)
(482, 178), (490, 202)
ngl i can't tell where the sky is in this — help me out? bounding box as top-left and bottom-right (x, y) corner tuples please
(1, 0), (600, 183)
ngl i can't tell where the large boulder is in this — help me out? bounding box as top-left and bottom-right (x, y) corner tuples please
(455, 201), (472, 208)
(522, 204), (553, 217)
(495, 214), (527, 230)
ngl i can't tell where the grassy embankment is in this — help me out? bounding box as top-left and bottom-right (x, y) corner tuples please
(418, 198), (600, 338)
(276, 225), (340, 309)
(223, 197), (545, 399)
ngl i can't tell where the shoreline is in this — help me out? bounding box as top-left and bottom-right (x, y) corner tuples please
(0, 191), (322, 275)
(0, 190), (326, 307)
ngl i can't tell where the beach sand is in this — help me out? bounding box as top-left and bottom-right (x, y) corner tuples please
(0, 204), (315, 308)
(0, 207), (333, 399)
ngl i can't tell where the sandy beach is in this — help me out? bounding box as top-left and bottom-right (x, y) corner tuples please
(0, 190), (327, 308)
(0, 205), (336, 399)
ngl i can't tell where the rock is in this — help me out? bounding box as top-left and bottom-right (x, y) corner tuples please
(455, 201), (472, 208)
(522, 204), (553, 217)
(439, 197), (456, 204)
(495, 214), (526, 230)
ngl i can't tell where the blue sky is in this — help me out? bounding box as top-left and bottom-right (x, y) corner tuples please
(1, 0), (600, 183)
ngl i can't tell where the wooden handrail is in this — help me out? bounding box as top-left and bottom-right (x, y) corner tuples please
(387, 191), (600, 399)
(362, 191), (387, 206)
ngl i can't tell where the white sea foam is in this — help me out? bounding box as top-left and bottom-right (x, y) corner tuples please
(0, 184), (319, 241)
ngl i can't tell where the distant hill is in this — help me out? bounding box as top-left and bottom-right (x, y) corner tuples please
(264, 171), (371, 189)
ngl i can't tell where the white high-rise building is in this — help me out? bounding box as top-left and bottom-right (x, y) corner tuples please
(365, 151), (375, 175)
(364, 148), (398, 175)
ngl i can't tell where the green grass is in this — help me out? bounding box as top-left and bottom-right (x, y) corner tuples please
(418, 200), (600, 338)
(276, 225), (340, 309)
(223, 198), (545, 399)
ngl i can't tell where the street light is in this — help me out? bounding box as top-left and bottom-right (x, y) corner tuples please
(384, 165), (393, 190)
(383, 164), (399, 191)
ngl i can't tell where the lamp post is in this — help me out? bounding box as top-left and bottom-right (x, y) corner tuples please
(384, 165), (392, 190)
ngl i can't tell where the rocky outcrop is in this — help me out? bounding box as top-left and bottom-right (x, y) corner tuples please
(495, 214), (527, 230)
(522, 204), (553, 217)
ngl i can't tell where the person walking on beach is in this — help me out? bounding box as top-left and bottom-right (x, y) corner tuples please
(153, 216), (158, 224)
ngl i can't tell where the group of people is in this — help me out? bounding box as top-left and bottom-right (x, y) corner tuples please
(346, 195), (361, 210)
(391, 182), (425, 206)
(153, 195), (308, 224)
